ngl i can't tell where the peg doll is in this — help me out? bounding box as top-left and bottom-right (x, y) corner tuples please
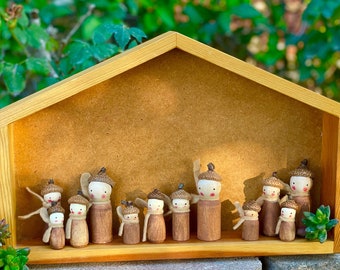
(256, 172), (285, 237)
(65, 191), (91, 248)
(116, 200), (140, 244)
(19, 179), (63, 221)
(275, 200), (298, 241)
(193, 161), (222, 241)
(233, 200), (261, 241)
(288, 159), (313, 237)
(170, 183), (192, 241)
(80, 167), (115, 244)
(135, 189), (170, 243)
(42, 202), (65, 250)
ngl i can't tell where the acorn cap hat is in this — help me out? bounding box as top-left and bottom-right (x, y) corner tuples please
(243, 200), (261, 212)
(68, 190), (90, 207)
(263, 172), (284, 189)
(170, 183), (191, 200)
(48, 202), (65, 215)
(147, 189), (166, 200)
(89, 167), (115, 187)
(281, 200), (298, 210)
(41, 179), (63, 196)
(290, 159), (312, 178)
(198, 163), (222, 181)
(121, 201), (140, 215)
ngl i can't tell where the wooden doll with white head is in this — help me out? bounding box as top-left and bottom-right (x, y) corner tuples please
(170, 183), (191, 241)
(256, 172), (284, 236)
(275, 200), (298, 241)
(116, 200), (140, 244)
(42, 202), (65, 250)
(193, 161), (222, 241)
(80, 167), (115, 244)
(289, 159), (313, 237)
(65, 191), (90, 248)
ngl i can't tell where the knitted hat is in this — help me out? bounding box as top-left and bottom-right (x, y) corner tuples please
(48, 202), (65, 215)
(68, 190), (90, 207)
(281, 200), (298, 210)
(89, 167), (115, 187)
(147, 189), (166, 200)
(243, 200), (261, 212)
(198, 163), (222, 181)
(263, 172), (284, 189)
(290, 159), (312, 178)
(170, 183), (191, 200)
(121, 201), (140, 215)
(41, 179), (63, 196)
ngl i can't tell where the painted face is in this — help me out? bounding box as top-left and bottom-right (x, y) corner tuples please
(172, 198), (190, 211)
(281, 207), (296, 220)
(50, 212), (64, 225)
(290, 176), (312, 193)
(244, 210), (258, 218)
(70, 203), (86, 216)
(123, 213), (139, 221)
(44, 192), (61, 203)
(148, 198), (164, 212)
(262, 185), (280, 199)
(197, 179), (221, 199)
(88, 181), (112, 202)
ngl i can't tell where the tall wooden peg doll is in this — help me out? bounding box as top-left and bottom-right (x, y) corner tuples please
(170, 183), (192, 241)
(256, 172), (284, 237)
(275, 200), (298, 241)
(42, 202), (65, 250)
(19, 179), (63, 221)
(135, 189), (170, 243)
(289, 159), (313, 237)
(116, 201), (140, 245)
(80, 167), (115, 244)
(233, 200), (261, 241)
(66, 191), (91, 248)
(193, 161), (222, 241)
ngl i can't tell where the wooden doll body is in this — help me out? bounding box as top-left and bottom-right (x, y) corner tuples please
(275, 200), (298, 242)
(170, 184), (191, 241)
(49, 225), (65, 250)
(194, 162), (222, 242)
(292, 194), (310, 236)
(146, 212), (166, 243)
(117, 201), (140, 245)
(233, 201), (261, 241)
(66, 193), (90, 248)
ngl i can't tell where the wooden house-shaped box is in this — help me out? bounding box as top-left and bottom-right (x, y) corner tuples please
(0, 32), (340, 264)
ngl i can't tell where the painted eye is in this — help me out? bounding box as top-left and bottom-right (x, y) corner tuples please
(293, 182), (295, 185)
(104, 191), (107, 193)
(199, 187), (201, 189)
(306, 184), (309, 186)
(213, 188), (216, 190)
(175, 203), (177, 205)
(185, 203), (187, 205)
(90, 190), (93, 192)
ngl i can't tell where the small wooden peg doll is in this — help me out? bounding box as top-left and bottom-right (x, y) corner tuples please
(233, 200), (261, 241)
(275, 200), (298, 241)
(170, 183), (192, 241)
(116, 201), (140, 245)
(256, 172), (285, 237)
(42, 202), (65, 250)
(65, 191), (91, 248)
(19, 179), (63, 221)
(80, 167), (115, 244)
(135, 189), (170, 243)
(288, 159), (313, 237)
(193, 161), (222, 241)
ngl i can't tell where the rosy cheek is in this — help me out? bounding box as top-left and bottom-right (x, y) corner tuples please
(90, 194), (94, 199)
(292, 186), (296, 191)
(200, 192), (204, 196)
(71, 210), (74, 214)
(210, 193), (215, 197)
(77, 211), (82, 215)
(303, 187), (308, 192)
(101, 194), (106, 199)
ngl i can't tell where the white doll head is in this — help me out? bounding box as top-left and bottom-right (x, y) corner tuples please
(262, 185), (280, 199)
(44, 191), (62, 203)
(172, 198), (190, 211)
(244, 209), (259, 218)
(198, 179), (222, 200)
(124, 213), (139, 221)
(148, 198), (164, 212)
(290, 176), (312, 194)
(281, 207), (296, 220)
(50, 212), (64, 225)
(88, 181), (112, 202)
(70, 203), (86, 216)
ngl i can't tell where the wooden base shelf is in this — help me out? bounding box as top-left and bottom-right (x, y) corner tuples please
(22, 232), (334, 264)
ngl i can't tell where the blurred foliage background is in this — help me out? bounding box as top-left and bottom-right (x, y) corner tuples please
(0, 0), (339, 108)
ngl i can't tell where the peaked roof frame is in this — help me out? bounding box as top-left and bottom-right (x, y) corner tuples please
(1, 31), (340, 126)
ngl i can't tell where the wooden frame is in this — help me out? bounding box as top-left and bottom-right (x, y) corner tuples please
(0, 32), (340, 264)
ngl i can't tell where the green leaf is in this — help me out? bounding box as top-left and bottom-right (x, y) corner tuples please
(64, 40), (92, 65)
(128, 27), (147, 43)
(91, 43), (118, 61)
(318, 229), (327, 243)
(217, 11), (231, 34)
(12, 27), (27, 45)
(26, 57), (50, 75)
(112, 25), (130, 49)
(26, 24), (49, 48)
(0, 93), (12, 108)
(3, 63), (25, 96)
(232, 3), (262, 19)
(17, 11), (29, 27)
(326, 219), (339, 230)
(156, 6), (175, 28)
(183, 4), (204, 25)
